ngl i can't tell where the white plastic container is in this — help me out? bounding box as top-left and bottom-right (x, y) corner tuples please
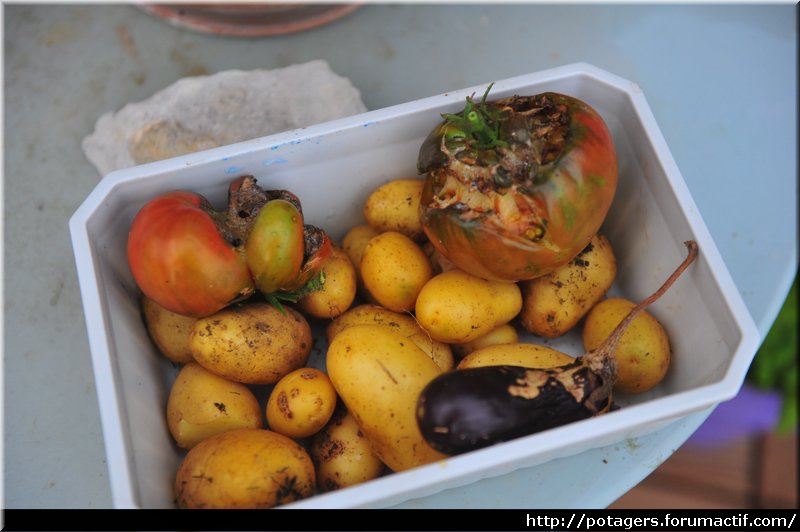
(69, 63), (759, 509)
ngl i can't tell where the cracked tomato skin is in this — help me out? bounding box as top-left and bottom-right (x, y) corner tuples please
(418, 91), (618, 282)
(127, 191), (254, 318)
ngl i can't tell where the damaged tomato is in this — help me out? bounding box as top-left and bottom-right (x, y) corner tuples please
(127, 175), (331, 318)
(417, 86), (618, 281)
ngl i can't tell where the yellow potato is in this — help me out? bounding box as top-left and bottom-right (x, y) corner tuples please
(189, 302), (312, 385)
(415, 269), (522, 344)
(341, 224), (381, 300)
(297, 246), (357, 319)
(266, 367), (337, 439)
(167, 362), (263, 449)
(174, 428), (315, 509)
(326, 304), (454, 371)
(326, 324), (448, 472)
(457, 343), (574, 369)
(363, 178), (425, 240)
(520, 234), (617, 338)
(452, 323), (519, 358)
(342, 224), (380, 272)
(141, 296), (196, 364)
(582, 297), (671, 394)
(360, 231), (433, 313)
(311, 407), (385, 492)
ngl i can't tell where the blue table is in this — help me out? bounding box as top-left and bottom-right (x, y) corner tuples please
(3, 3), (796, 508)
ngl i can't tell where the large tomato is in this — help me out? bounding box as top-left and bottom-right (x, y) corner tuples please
(127, 176), (331, 318)
(417, 88), (618, 282)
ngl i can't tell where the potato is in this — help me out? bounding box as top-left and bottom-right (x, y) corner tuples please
(363, 178), (425, 240)
(326, 304), (454, 371)
(452, 323), (519, 358)
(311, 407), (385, 492)
(326, 324), (448, 472)
(297, 246), (357, 319)
(189, 302), (312, 385)
(174, 428), (315, 509)
(141, 296), (196, 364)
(415, 269), (522, 344)
(360, 231), (433, 313)
(266, 367), (337, 439)
(457, 342), (574, 370)
(582, 297), (671, 394)
(342, 224), (380, 272)
(167, 362), (262, 449)
(520, 234), (617, 338)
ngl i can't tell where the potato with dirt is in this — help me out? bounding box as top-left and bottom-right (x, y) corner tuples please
(266, 367), (338, 439)
(167, 362), (263, 449)
(311, 407), (385, 492)
(174, 428), (315, 509)
(189, 301), (312, 385)
(520, 234), (617, 338)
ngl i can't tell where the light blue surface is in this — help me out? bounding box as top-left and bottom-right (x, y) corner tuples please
(4, 3), (796, 508)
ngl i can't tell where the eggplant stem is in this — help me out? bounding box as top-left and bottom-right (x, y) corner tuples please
(588, 240), (698, 365)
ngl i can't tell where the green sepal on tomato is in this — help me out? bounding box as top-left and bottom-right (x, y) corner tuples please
(417, 86), (618, 282)
(127, 175), (332, 318)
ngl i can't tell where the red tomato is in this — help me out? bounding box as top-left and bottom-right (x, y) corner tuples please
(127, 176), (331, 317)
(418, 90), (618, 282)
(127, 191), (254, 318)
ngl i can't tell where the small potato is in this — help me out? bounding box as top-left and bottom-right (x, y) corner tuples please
(297, 246), (357, 319)
(327, 304), (454, 371)
(266, 367), (337, 439)
(457, 343), (574, 370)
(142, 296), (196, 364)
(582, 297), (671, 394)
(174, 428), (315, 509)
(326, 324), (447, 472)
(190, 302), (312, 385)
(311, 407), (385, 492)
(167, 362), (262, 449)
(452, 323), (519, 358)
(363, 178), (425, 240)
(341, 224), (380, 274)
(520, 234), (617, 338)
(415, 269), (522, 344)
(360, 231), (433, 313)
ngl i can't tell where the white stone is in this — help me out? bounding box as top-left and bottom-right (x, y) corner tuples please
(82, 60), (367, 176)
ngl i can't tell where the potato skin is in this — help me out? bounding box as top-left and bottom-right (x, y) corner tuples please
(311, 407), (385, 492)
(520, 234), (617, 338)
(326, 324), (447, 472)
(142, 296), (196, 364)
(452, 323), (519, 359)
(189, 302), (312, 385)
(167, 362), (263, 449)
(266, 367), (337, 439)
(456, 343), (574, 370)
(174, 428), (315, 509)
(360, 231), (433, 313)
(363, 178), (425, 240)
(415, 269), (522, 344)
(582, 297), (671, 394)
(297, 246), (357, 319)
(327, 304), (454, 371)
